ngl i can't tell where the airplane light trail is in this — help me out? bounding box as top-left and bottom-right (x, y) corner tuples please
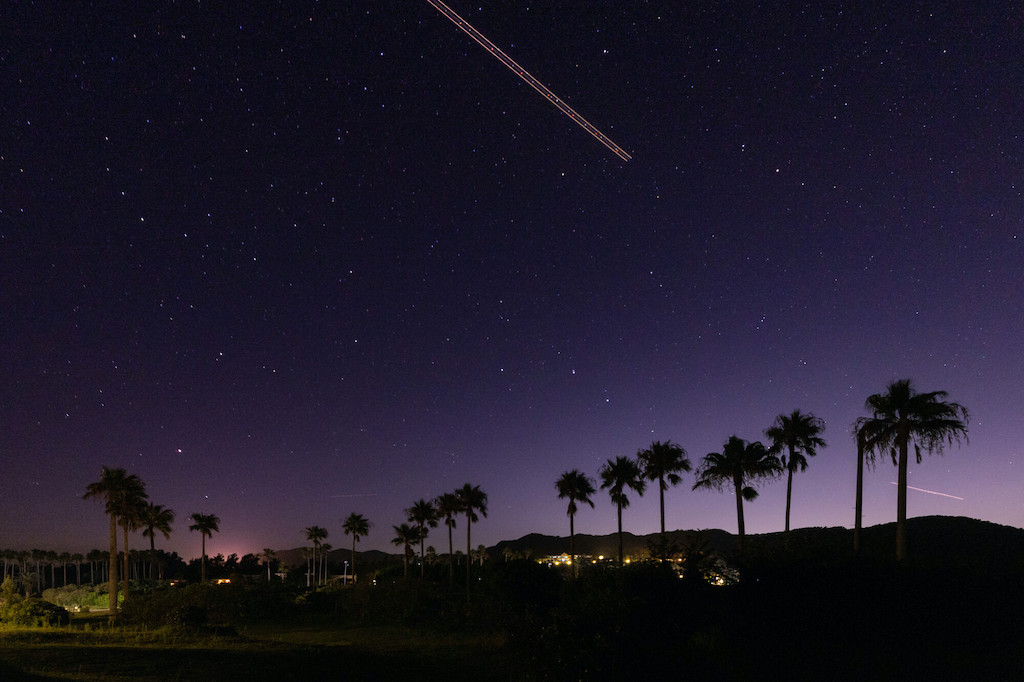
(426, 0), (632, 161)
(890, 482), (964, 500)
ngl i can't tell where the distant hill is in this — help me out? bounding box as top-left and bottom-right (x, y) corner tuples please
(274, 547), (394, 572)
(277, 517), (1024, 572)
(491, 516), (1024, 569)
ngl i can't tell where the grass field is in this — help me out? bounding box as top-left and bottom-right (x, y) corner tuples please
(0, 614), (510, 681)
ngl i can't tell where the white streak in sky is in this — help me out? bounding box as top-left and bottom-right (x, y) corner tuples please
(890, 482), (964, 500)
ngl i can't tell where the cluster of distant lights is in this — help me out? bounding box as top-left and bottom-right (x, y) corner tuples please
(543, 555), (727, 586)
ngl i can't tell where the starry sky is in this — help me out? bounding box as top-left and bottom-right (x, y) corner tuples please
(3, 1), (1022, 560)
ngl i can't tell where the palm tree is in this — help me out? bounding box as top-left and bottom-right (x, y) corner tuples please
(86, 549), (105, 585)
(455, 483), (487, 600)
(140, 503), (175, 580)
(117, 498), (146, 599)
(600, 456), (647, 567)
(856, 379), (968, 561)
(765, 410), (826, 546)
(189, 513), (220, 582)
(853, 427), (868, 553)
(72, 553), (83, 585)
(84, 467), (147, 617)
(304, 525), (329, 586)
(320, 542), (332, 582)
(261, 548), (277, 581)
(342, 513), (371, 583)
(637, 441), (691, 551)
(555, 469), (596, 578)
(692, 436), (782, 553)
(435, 493), (462, 587)
(392, 523), (420, 578)
(406, 499), (439, 578)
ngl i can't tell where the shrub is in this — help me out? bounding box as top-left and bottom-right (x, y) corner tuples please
(1, 598), (71, 627)
(166, 604), (208, 630)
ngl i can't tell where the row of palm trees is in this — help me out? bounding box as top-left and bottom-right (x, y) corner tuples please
(83, 467), (222, 618)
(0, 548), (179, 593)
(78, 379), (964, 610)
(390, 483), (487, 600)
(555, 379), (967, 565)
(301, 513), (372, 586)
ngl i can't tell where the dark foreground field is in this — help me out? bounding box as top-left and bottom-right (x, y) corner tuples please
(4, 519), (1024, 680)
(0, 621), (508, 681)
(3, 565), (1022, 682)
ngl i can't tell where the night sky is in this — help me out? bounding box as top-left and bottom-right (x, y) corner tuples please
(3, 2), (1022, 560)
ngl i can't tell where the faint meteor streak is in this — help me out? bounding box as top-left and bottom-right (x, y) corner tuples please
(426, 0), (632, 161)
(890, 482), (964, 500)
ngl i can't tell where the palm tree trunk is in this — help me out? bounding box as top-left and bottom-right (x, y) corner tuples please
(569, 512), (576, 579)
(122, 526), (130, 601)
(420, 535), (426, 578)
(784, 443), (796, 547)
(659, 480), (666, 540)
(447, 525), (454, 587)
(617, 503), (624, 567)
(107, 515), (118, 619)
(201, 536), (207, 583)
(734, 478), (745, 553)
(784, 466), (794, 546)
(896, 438), (909, 561)
(465, 514), (472, 601)
(854, 438), (864, 553)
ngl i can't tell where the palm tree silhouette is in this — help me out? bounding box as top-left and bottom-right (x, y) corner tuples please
(693, 436), (782, 553)
(455, 483), (487, 600)
(83, 467), (146, 618)
(189, 513), (220, 582)
(304, 525), (328, 586)
(140, 503), (175, 580)
(392, 523), (420, 578)
(261, 548), (277, 581)
(852, 427), (869, 552)
(555, 469), (596, 578)
(342, 513), (370, 583)
(435, 493), (462, 587)
(855, 379), (968, 561)
(765, 410), (826, 546)
(637, 441), (691, 551)
(406, 499), (439, 578)
(599, 457), (646, 567)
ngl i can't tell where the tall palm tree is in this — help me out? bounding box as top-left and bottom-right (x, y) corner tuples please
(434, 493), (462, 587)
(140, 503), (175, 580)
(189, 513), (220, 582)
(855, 379), (968, 561)
(342, 513), (371, 583)
(304, 525), (329, 586)
(392, 523), (421, 578)
(555, 469), (596, 578)
(455, 483), (487, 600)
(406, 499), (439, 578)
(853, 427), (869, 553)
(83, 467), (147, 617)
(261, 548), (277, 581)
(692, 436), (782, 553)
(600, 456), (647, 567)
(765, 410), (826, 545)
(637, 441), (691, 551)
